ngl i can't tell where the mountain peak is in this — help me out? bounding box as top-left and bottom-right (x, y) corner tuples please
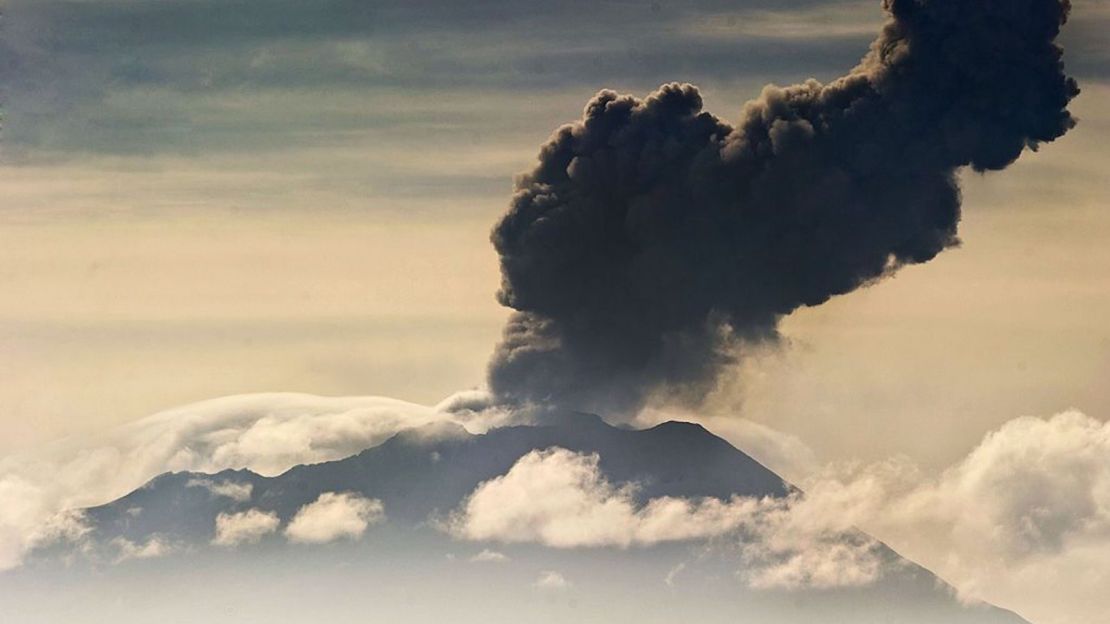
(645, 419), (710, 435)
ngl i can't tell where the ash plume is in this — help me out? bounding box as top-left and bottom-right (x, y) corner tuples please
(488, 0), (1079, 416)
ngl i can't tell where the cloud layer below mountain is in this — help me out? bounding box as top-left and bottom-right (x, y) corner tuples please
(1, 392), (1108, 623)
(447, 446), (884, 589)
(796, 410), (1110, 624)
(445, 408), (1110, 622)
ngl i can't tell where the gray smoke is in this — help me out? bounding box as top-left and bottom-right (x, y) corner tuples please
(488, 0), (1079, 416)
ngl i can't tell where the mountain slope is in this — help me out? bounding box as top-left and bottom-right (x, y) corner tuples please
(87, 412), (791, 539)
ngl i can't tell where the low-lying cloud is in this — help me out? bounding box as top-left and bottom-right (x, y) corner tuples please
(792, 410), (1110, 624)
(5, 391), (1109, 622)
(445, 408), (1110, 610)
(449, 447), (756, 547)
(111, 535), (178, 563)
(285, 492), (384, 544)
(447, 446), (884, 589)
(212, 509), (280, 547)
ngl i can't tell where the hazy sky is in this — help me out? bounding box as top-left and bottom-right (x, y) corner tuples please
(1, 0), (1108, 471)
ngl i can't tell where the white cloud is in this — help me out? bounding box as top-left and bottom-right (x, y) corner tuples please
(142, 393), (459, 477)
(434, 388), (516, 432)
(449, 447), (749, 548)
(469, 548), (509, 563)
(448, 447), (882, 589)
(187, 478), (253, 502)
(742, 531), (883, 590)
(533, 570), (570, 590)
(285, 492), (384, 544)
(0, 479), (92, 570)
(638, 408), (1110, 617)
(646, 409), (1110, 622)
(0, 392), (487, 571)
(212, 509), (280, 547)
(111, 535), (176, 563)
(20, 509), (93, 563)
(798, 410), (1110, 624)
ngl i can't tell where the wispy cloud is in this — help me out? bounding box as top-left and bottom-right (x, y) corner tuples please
(532, 570), (571, 590)
(187, 478), (253, 503)
(468, 548), (509, 563)
(680, 4), (881, 41)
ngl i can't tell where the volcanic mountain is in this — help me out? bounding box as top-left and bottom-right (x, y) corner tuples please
(15, 413), (1029, 624)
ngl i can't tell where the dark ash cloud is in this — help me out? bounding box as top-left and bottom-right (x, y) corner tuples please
(488, 0), (1079, 416)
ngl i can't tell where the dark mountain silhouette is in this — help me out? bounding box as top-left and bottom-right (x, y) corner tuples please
(74, 414), (1028, 624)
(87, 413), (791, 541)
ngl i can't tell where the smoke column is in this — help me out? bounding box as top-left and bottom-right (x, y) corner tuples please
(488, 0), (1079, 416)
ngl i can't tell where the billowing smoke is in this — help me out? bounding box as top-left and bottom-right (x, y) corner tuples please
(488, 0), (1079, 415)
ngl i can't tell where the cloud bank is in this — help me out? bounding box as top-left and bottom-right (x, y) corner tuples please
(449, 447), (759, 547)
(794, 410), (1110, 624)
(448, 446), (883, 589)
(488, 0), (1078, 415)
(4, 391), (1108, 621)
(447, 407), (1110, 610)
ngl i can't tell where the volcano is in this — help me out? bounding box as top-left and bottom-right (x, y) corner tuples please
(3, 413), (1031, 624)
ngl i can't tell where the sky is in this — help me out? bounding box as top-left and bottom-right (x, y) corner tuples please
(0, 0), (1105, 460)
(2, 0), (1107, 469)
(1, 2), (1110, 622)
